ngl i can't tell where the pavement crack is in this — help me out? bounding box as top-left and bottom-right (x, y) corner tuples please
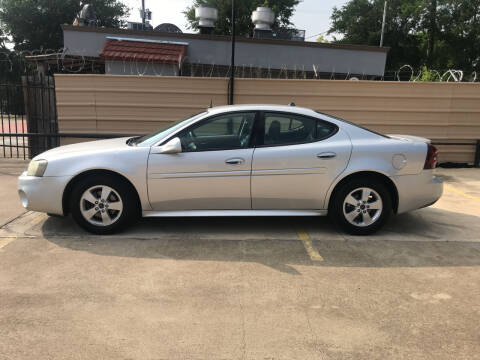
(0, 210), (28, 229)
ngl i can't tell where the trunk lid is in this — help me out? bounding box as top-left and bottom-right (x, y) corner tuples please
(387, 134), (431, 144)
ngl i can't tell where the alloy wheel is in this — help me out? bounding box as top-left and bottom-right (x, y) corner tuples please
(342, 187), (383, 227)
(80, 185), (123, 227)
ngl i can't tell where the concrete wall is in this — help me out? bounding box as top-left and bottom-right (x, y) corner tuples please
(63, 27), (388, 76)
(55, 74), (480, 164)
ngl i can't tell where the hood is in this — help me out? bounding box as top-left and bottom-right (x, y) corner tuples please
(34, 137), (132, 161)
(387, 134), (431, 144)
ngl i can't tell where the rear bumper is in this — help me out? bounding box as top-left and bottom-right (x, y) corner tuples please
(393, 171), (443, 214)
(18, 172), (71, 216)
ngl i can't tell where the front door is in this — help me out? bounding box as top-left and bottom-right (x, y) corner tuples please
(147, 111), (257, 210)
(251, 112), (352, 210)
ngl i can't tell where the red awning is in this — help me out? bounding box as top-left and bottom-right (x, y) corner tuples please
(100, 39), (187, 64)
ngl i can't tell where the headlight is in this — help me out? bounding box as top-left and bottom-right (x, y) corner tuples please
(27, 160), (48, 177)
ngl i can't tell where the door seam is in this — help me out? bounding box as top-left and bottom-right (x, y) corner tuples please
(250, 148), (256, 209)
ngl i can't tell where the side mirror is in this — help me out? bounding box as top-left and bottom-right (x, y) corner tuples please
(155, 137), (182, 154)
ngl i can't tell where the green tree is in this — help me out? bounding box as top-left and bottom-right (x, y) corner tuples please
(329, 0), (480, 72)
(329, 0), (425, 70)
(0, 45), (26, 83)
(414, 66), (441, 81)
(316, 35), (329, 43)
(0, 27), (7, 49)
(184, 0), (301, 37)
(0, 28), (15, 82)
(0, 0), (129, 51)
(435, 0), (480, 72)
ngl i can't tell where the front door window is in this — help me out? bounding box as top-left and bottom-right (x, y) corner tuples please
(177, 112), (256, 152)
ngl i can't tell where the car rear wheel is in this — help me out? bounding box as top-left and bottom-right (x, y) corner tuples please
(330, 178), (392, 235)
(70, 175), (138, 234)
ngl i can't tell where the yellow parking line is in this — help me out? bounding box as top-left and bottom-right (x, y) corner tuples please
(444, 184), (480, 202)
(296, 229), (323, 262)
(0, 235), (17, 250)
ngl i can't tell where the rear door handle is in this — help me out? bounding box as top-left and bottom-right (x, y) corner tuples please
(225, 158), (245, 165)
(317, 152), (337, 159)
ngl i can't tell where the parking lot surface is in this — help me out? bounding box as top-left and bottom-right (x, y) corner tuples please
(1, 162), (480, 360)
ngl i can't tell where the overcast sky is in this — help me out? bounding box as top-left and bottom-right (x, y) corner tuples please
(124, 0), (349, 41)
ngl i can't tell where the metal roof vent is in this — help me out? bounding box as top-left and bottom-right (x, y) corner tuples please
(195, 4), (218, 30)
(252, 6), (275, 31)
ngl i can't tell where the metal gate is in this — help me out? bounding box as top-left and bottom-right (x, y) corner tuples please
(0, 75), (58, 159)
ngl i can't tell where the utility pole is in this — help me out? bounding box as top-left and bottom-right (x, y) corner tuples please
(380, 0), (387, 47)
(141, 0), (146, 28)
(427, 0), (437, 66)
(229, 0), (236, 105)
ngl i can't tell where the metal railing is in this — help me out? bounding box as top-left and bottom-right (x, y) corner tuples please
(0, 75), (58, 159)
(0, 82), (29, 159)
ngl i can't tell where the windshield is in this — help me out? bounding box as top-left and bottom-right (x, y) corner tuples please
(134, 112), (207, 146)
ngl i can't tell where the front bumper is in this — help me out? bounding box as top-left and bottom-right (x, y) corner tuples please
(394, 170), (443, 214)
(18, 172), (72, 215)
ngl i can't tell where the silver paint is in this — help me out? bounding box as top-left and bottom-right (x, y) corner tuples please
(251, 129), (351, 209)
(17, 104), (443, 221)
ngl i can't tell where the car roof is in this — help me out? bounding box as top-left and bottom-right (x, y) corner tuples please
(206, 104), (320, 117)
(204, 104), (387, 140)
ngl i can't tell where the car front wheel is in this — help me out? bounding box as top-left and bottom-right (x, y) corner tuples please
(70, 175), (138, 234)
(330, 178), (392, 235)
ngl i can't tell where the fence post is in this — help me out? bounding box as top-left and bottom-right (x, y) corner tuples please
(21, 76), (37, 159)
(475, 140), (480, 168)
(21, 75), (58, 158)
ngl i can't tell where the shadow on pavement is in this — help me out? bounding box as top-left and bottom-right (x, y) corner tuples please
(40, 207), (480, 273)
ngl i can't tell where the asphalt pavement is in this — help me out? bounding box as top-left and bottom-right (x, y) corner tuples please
(1, 159), (480, 360)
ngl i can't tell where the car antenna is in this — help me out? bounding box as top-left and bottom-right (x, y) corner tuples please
(209, 99), (213, 108)
(289, 102), (296, 106)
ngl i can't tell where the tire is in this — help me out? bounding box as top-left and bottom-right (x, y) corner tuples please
(70, 174), (139, 235)
(329, 177), (392, 235)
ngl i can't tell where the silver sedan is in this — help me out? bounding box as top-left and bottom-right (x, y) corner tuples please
(18, 105), (443, 235)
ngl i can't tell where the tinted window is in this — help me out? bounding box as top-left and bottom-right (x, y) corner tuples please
(263, 113), (337, 146)
(316, 120), (338, 140)
(178, 112), (255, 152)
(316, 111), (389, 139)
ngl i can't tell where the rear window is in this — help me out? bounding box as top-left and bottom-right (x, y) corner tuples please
(316, 112), (390, 139)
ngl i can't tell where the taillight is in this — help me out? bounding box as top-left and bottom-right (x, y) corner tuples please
(424, 144), (439, 169)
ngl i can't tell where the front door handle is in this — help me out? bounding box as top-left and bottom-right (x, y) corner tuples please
(225, 158), (245, 165)
(317, 152), (337, 159)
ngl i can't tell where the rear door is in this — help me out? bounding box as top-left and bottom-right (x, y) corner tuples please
(251, 112), (352, 210)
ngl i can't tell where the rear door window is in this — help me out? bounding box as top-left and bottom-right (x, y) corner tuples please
(262, 113), (337, 146)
